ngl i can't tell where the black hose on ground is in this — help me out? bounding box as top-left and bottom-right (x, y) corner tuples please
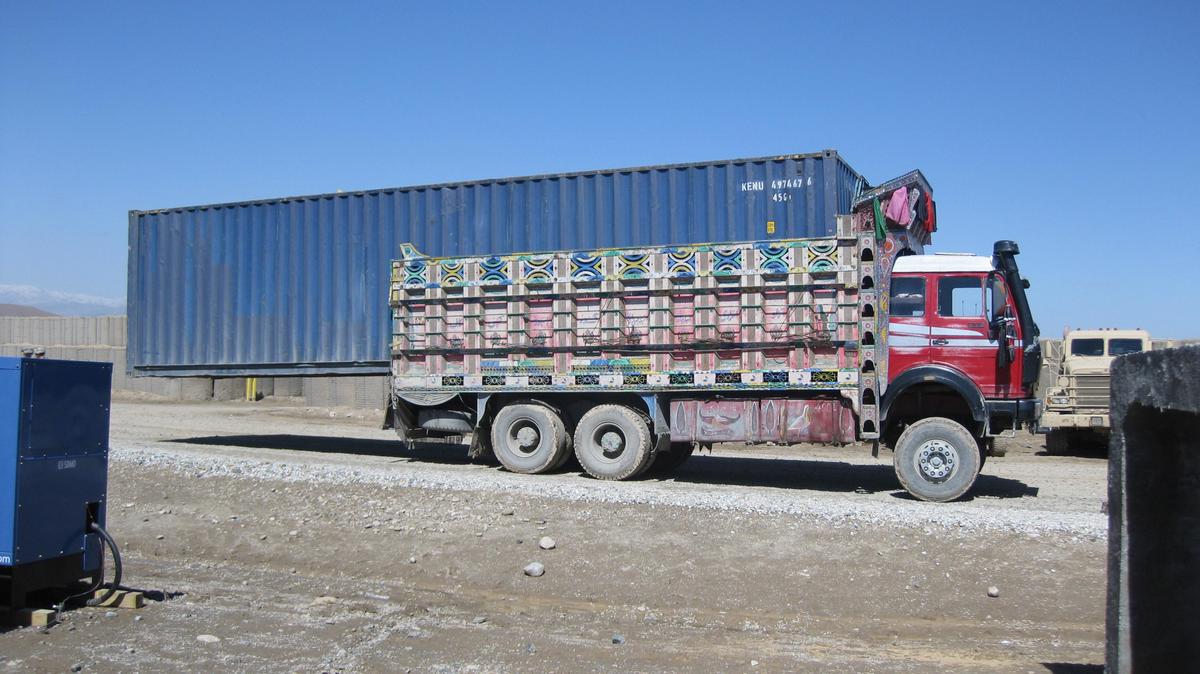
(53, 521), (123, 622)
(85, 522), (122, 608)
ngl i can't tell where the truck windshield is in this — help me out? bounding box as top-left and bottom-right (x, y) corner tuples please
(1070, 338), (1104, 356)
(1108, 339), (1144, 356)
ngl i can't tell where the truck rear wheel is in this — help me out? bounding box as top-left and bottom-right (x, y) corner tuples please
(490, 403), (570, 475)
(573, 404), (654, 480)
(893, 417), (981, 502)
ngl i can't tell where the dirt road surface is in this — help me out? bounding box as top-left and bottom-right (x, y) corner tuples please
(1, 399), (1108, 672)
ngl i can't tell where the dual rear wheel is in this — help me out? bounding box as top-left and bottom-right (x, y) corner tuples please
(489, 403), (571, 475)
(489, 402), (666, 480)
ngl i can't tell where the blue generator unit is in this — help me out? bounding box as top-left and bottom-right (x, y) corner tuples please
(1, 357), (112, 609)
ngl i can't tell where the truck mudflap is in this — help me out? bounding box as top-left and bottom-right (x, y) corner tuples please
(669, 398), (857, 444)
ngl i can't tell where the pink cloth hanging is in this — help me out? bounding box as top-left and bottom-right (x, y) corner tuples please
(885, 187), (911, 225)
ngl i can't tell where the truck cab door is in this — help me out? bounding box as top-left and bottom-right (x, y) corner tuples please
(928, 274), (1005, 397)
(886, 274), (931, 377)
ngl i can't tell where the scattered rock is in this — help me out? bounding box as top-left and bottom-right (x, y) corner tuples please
(611, 634), (625, 645)
(155, 534), (165, 540)
(501, 508), (515, 516)
(134, 616), (143, 622)
(751, 660), (759, 667)
(987, 586), (1001, 598)
(363, 592), (389, 601)
(538, 536), (556, 550)
(409, 556), (417, 564)
(196, 634), (220, 644)
(526, 643), (537, 654)
(523, 562), (545, 577)
(71, 664), (83, 672)
(288, 530), (299, 537)
(471, 616), (488, 624)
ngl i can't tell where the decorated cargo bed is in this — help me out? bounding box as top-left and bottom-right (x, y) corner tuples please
(390, 205), (927, 399)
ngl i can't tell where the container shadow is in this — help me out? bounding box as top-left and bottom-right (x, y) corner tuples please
(169, 434), (478, 466)
(649, 454), (1039, 500)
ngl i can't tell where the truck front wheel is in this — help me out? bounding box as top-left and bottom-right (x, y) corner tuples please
(893, 417), (981, 502)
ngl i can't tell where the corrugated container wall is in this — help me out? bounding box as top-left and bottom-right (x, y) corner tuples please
(128, 151), (867, 376)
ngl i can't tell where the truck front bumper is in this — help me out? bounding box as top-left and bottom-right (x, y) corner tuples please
(985, 397), (1040, 423)
(1036, 411), (1110, 433)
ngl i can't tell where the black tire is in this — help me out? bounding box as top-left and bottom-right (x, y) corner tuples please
(490, 403), (570, 474)
(549, 413), (574, 470)
(976, 436), (994, 470)
(418, 408), (474, 434)
(650, 441), (695, 474)
(573, 404), (654, 480)
(1045, 429), (1069, 454)
(893, 417), (982, 502)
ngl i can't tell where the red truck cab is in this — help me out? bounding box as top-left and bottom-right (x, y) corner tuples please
(880, 241), (1040, 499)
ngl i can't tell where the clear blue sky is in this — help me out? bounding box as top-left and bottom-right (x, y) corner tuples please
(1, 1), (1197, 337)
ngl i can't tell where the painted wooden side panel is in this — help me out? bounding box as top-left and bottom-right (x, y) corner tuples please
(669, 398), (857, 444)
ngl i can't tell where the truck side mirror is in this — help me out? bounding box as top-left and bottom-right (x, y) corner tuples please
(997, 320), (1012, 367)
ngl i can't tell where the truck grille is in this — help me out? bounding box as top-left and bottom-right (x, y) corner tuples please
(1073, 374), (1110, 409)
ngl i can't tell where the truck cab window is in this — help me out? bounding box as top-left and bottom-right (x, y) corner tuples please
(1070, 338), (1104, 356)
(890, 277), (925, 317)
(937, 276), (984, 317)
(1108, 338), (1144, 356)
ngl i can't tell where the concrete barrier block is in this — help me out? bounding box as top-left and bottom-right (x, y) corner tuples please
(178, 378), (214, 401)
(212, 378), (246, 401)
(302, 376), (387, 409)
(1107, 345), (1200, 673)
(272, 377), (303, 397)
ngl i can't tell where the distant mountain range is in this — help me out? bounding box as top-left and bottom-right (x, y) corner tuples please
(0, 303), (58, 317)
(0, 285), (125, 317)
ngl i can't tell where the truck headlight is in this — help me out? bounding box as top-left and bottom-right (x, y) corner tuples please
(1049, 396), (1070, 406)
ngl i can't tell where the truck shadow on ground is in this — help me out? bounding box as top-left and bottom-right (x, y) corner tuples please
(170, 434), (1038, 500)
(170, 434), (476, 465)
(668, 454), (1038, 500)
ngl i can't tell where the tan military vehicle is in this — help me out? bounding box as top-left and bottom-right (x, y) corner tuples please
(1037, 328), (1150, 451)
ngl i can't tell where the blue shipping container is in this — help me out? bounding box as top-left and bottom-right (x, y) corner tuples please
(128, 150), (868, 376)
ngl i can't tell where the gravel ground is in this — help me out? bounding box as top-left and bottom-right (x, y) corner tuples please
(0, 399), (1109, 672)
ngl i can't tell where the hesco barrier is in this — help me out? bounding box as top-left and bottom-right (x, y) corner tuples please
(127, 151), (868, 377)
(0, 317), (382, 408)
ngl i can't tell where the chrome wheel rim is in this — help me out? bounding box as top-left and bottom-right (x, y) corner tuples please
(916, 439), (958, 483)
